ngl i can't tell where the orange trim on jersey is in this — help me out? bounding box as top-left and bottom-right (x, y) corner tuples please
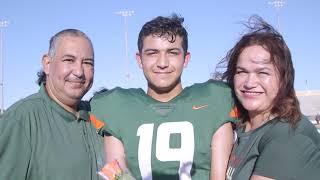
(229, 107), (240, 118)
(89, 114), (105, 130)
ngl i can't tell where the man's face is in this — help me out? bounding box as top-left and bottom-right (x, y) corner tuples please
(43, 35), (94, 109)
(136, 35), (190, 94)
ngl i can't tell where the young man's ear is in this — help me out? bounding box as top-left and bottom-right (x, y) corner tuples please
(42, 54), (51, 75)
(183, 52), (191, 68)
(136, 52), (143, 69)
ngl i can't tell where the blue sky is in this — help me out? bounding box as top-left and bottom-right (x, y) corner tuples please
(1, 0), (319, 109)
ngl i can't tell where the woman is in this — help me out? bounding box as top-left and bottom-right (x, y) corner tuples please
(216, 16), (320, 180)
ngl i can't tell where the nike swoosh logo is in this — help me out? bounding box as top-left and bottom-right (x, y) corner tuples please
(192, 104), (208, 110)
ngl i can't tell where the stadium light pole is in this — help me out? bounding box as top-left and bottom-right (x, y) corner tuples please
(305, 79), (310, 93)
(116, 10), (134, 81)
(0, 20), (9, 114)
(268, 0), (286, 31)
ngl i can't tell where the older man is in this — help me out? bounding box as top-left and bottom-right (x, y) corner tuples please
(0, 29), (103, 180)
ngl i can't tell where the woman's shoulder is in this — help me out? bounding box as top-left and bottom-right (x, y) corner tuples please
(261, 116), (320, 148)
(255, 116), (320, 178)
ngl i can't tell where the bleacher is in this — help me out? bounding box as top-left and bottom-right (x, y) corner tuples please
(296, 90), (320, 133)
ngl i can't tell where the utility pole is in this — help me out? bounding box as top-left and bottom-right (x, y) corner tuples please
(305, 79), (310, 94)
(116, 10), (134, 81)
(0, 20), (9, 114)
(268, 0), (286, 31)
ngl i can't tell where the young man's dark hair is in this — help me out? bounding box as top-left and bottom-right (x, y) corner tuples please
(137, 14), (188, 54)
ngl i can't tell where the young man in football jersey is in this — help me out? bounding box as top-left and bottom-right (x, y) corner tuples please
(90, 14), (235, 180)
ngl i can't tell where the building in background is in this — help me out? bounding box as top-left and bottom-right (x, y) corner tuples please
(297, 90), (320, 132)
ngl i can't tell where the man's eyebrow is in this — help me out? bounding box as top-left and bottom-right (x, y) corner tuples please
(83, 58), (94, 61)
(62, 54), (76, 59)
(167, 48), (181, 51)
(144, 49), (159, 52)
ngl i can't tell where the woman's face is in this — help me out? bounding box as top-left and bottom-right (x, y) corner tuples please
(234, 45), (280, 117)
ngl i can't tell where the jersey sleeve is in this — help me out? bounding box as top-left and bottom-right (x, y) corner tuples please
(253, 128), (320, 179)
(0, 108), (32, 179)
(205, 80), (237, 129)
(89, 88), (130, 141)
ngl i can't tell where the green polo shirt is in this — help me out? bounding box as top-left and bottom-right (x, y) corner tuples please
(0, 84), (104, 180)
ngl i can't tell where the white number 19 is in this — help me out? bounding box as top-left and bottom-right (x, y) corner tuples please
(137, 121), (195, 180)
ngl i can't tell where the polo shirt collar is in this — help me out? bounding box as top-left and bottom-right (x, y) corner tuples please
(39, 83), (90, 122)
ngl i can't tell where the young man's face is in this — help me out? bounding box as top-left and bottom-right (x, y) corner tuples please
(43, 36), (94, 109)
(136, 35), (190, 95)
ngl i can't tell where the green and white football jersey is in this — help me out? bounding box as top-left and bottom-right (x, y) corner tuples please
(90, 80), (236, 180)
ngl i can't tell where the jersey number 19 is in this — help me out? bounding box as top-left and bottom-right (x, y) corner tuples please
(137, 121), (195, 180)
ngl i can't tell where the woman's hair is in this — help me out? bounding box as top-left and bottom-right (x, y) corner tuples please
(215, 15), (301, 126)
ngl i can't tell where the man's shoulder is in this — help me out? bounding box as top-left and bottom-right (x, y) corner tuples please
(188, 79), (231, 93)
(5, 91), (43, 115)
(90, 87), (144, 106)
(1, 91), (44, 126)
(93, 87), (142, 98)
(184, 80), (233, 101)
